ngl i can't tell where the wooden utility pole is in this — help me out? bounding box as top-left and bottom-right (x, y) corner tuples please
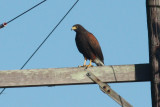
(146, 0), (160, 107)
(0, 64), (150, 88)
(87, 72), (133, 107)
(0, 64), (150, 107)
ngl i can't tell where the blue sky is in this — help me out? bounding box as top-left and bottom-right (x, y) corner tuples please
(0, 0), (151, 107)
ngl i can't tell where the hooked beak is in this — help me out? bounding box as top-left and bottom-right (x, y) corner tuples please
(71, 26), (77, 30)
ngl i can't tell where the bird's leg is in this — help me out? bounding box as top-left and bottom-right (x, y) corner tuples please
(78, 57), (87, 67)
(85, 59), (93, 69)
(83, 57), (87, 66)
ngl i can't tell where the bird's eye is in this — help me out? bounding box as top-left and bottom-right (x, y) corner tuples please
(76, 26), (78, 28)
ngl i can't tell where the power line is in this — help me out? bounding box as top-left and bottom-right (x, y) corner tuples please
(0, 88), (5, 95)
(0, 0), (46, 29)
(20, 0), (79, 69)
(0, 0), (79, 96)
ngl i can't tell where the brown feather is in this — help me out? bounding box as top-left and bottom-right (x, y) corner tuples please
(87, 33), (104, 63)
(72, 24), (104, 66)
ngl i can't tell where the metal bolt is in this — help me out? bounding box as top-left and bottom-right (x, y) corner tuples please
(86, 73), (90, 76)
(103, 86), (106, 89)
(107, 89), (110, 93)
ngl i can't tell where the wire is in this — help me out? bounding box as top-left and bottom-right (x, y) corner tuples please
(0, 0), (79, 96)
(7, 0), (47, 24)
(111, 66), (117, 81)
(20, 0), (79, 69)
(0, 88), (5, 95)
(0, 0), (46, 29)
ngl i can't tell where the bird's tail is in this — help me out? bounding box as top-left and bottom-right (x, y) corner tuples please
(94, 58), (104, 66)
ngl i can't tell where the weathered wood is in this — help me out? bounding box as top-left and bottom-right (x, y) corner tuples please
(87, 72), (133, 107)
(146, 0), (160, 107)
(0, 64), (150, 88)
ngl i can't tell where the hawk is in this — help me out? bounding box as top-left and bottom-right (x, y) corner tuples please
(72, 24), (104, 68)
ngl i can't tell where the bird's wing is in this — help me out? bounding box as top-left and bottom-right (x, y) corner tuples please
(87, 33), (104, 63)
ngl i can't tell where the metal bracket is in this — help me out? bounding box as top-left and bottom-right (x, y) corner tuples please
(0, 23), (7, 29)
(86, 72), (133, 107)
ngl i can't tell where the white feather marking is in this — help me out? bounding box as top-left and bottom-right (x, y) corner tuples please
(94, 58), (104, 66)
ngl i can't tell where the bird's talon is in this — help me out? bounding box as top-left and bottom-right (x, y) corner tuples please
(78, 65), (87, 67)
(85, 66), (89, 69)
(85, 65), (92, 69)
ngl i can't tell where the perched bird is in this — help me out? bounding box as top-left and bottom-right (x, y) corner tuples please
(72, 24), (104, 68)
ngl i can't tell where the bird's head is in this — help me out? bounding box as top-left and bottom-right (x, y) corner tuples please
(71, 24), (85, 33)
